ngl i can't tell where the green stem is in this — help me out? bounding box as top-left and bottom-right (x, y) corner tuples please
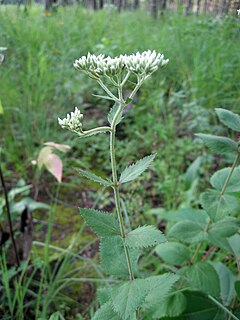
(80, 126), (112, 137)
(110, 97), (134, 281)
(208, 295), (239, 320)
(220, 152), (240, 196)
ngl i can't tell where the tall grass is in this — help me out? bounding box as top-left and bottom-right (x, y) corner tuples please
(0, 6), (239, 166)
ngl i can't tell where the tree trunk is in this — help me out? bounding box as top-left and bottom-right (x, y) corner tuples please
(99, 0), (104, 8)
(151, 0), (158, 18)
(45, 0), (53, 12)
(197, 0), (201, 14)
(133, 0), (139, 9)
(186, 0), (193, 14)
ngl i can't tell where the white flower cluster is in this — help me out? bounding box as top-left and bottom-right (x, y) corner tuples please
(58, 107), (83, 133)
(124, 50), (169, 76)
(73, 50), (169, 79)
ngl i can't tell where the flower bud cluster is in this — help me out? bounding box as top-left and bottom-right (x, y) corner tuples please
(73, 50), (169, 79)
(58, 107), (83, 133)
(124, 50), (169, 76)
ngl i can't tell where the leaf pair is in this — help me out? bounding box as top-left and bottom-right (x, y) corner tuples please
(93, 273), (180, 320)
(196, 108), (240, 155)
(76, 154), (156, 187)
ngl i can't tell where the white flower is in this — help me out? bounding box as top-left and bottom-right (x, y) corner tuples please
(124, 50), (169, 76)
(58, 107), (83, 133)
(237, 9), (240, 15)
(73, 51), (169, 79)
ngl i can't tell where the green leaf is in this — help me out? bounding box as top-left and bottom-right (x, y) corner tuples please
(80, 208), (120, 237)
(0, 98), (4, 114)
(97, 287), (111, 305)
(108, 103), (123, 125)
(144, 273), (180, 309)
(201, 190), (240, 221)
(182, 291), (225, 320)
(212, 262), (236, 306)
(235, 281), (240, 299)
(163, 208), (209, 224)
(119, 154), (156, 184)
(11, 197), (50, 214)
(125, 225), (166, 248)
(168, 220), (207, 244)
(76, 168), (112, 187)
(92, 94), (117, 102)
(195, 134), (238, 155)
(48, 312), (65, 320)
(228, 234), (240, 259)
(110, 279), (149, 319)
(181, 262), (220, 297)
(100, 236), (139, 277)
(208, 217), (240, 239)
(210, 166), (240, 193)
(185, 156), (202, 189)
(215, 108), (240, 132)
(151, 291), (187, 319)
(92, 302), (121, 320)
(155, 242), (191, 266)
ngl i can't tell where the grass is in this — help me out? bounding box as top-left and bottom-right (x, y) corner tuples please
(0, 5), (240, 319)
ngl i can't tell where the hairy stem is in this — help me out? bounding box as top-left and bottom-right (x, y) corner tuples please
(110, 91), (134, 281)
(0, 164), (20, 268)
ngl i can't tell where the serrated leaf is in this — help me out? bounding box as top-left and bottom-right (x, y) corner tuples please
(215, 108), (240, 132)
(76, 168), (112, 187)
(97, 287), (111, 305)
(201, 190), (240, 221)
(110, 279), (149, 319)
(151, 291), (187, 319)
(180, 262), (220, 297)
(100, 236), (139, 277)
(155, 242), (191, 266)
(119, 154), (156, 184)
(108, 103), (123, 125)
(212, 262), (236, 306)
(168, 220), (207, 244)
(144, 273), (180, 309)
(92, 302), (122, 320)
(80, 208), (120, 237)
(195, 134), (238, 155)
(210, 166), (240, 193)
(125, 225), (166, 248)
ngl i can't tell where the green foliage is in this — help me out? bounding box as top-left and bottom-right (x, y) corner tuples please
(76, 168), (112, 186)
(201, 190), (240, 221)
(180, 262), (220, 297)
(195, 134), (238, 155)
(110, 279), (149, 319)
(92, 302), (121, 320)
(168, 220), (207, 243)
(215, 108), (240, 132)
(155, 242), (191, 265)
(210, 166), (240, 192)
(125, 225), (166, 248)
(108, 103), (123, 125)
(80, 208), (120, 237)
(119, 154), (156, 184)
(100, 236), (139, 277)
